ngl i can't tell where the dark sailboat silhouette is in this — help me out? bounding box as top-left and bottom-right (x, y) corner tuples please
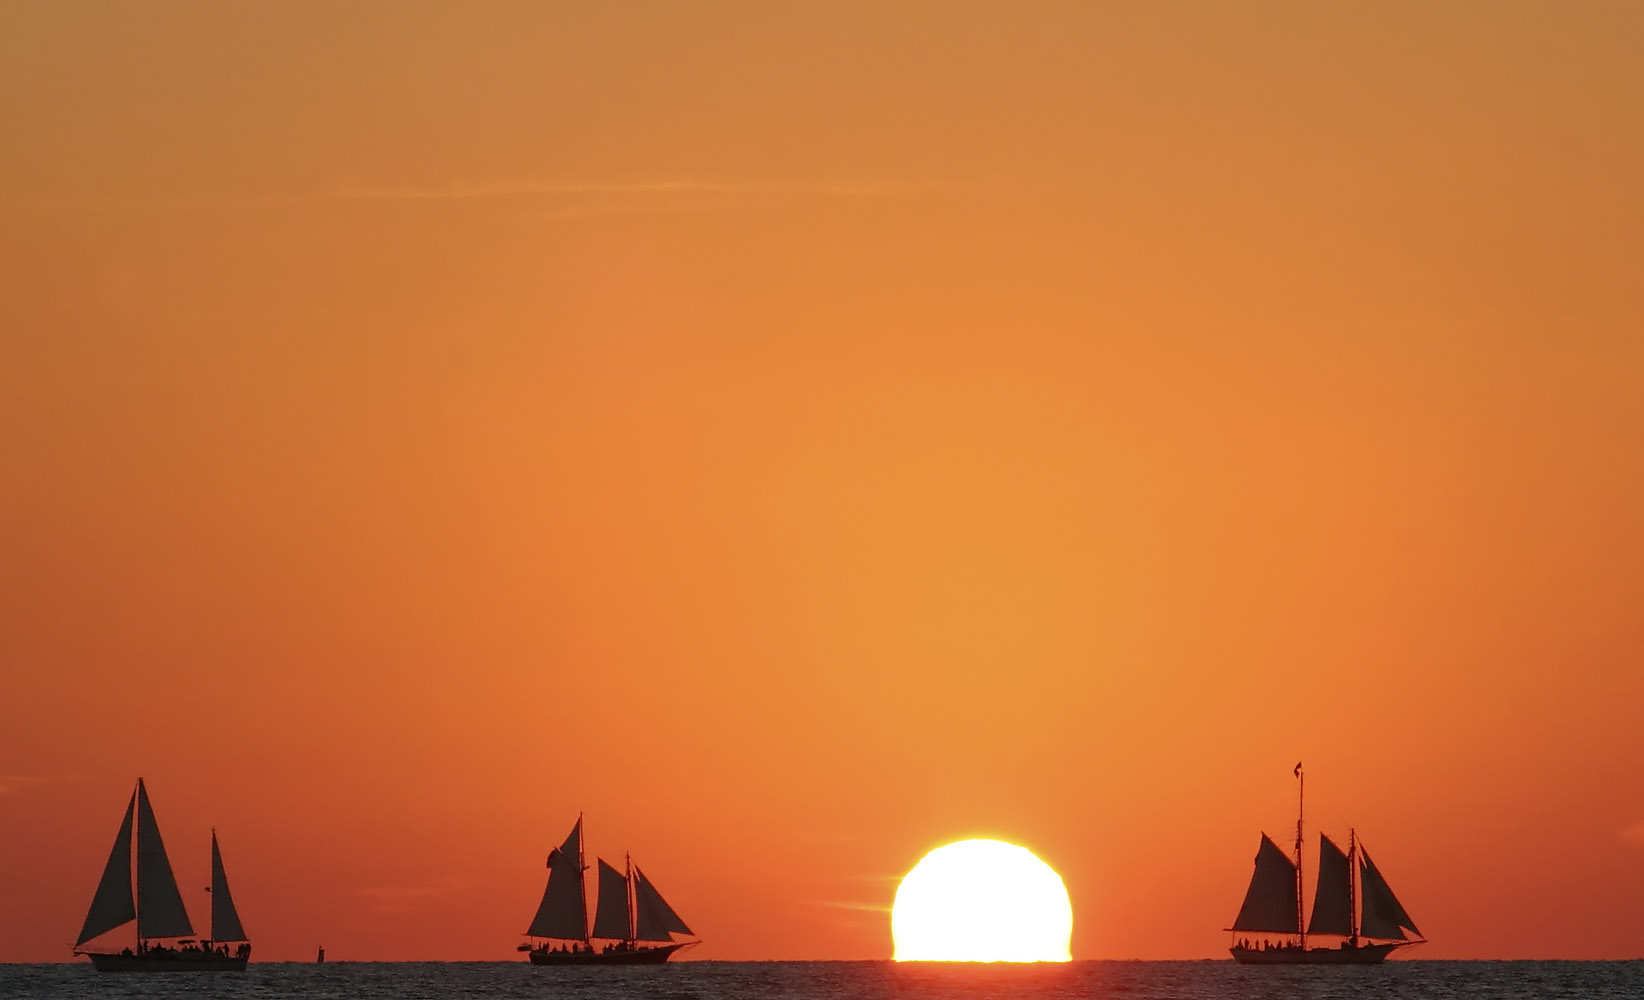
(73, 779), (251, 972)
(520, 815), (698, 965)
(1227, 765), (1424, 964)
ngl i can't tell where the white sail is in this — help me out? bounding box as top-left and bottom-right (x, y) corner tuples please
(134, 780), (194, 940)
(1307, 833), (1352, 936)
(591, 859), (631, 940)
(210, 830), (249, 943)
(1230, 834), (1298, 934)
(633, 865), (693, 941)
(76, 790), (137, 946)
(525, 818), (588, 940)
(1358, 845), (1421, 941)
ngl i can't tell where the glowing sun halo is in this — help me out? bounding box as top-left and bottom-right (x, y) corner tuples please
(892, 839), (1073, 962)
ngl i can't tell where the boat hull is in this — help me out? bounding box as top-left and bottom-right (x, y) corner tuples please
(1230, 942), (1401, 965)
(84, 951), (248, 972)
(528, 943), (686, 965)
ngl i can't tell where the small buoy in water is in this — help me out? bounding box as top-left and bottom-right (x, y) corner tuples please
(316, 946), (325, 963)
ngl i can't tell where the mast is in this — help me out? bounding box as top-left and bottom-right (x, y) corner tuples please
(134, 778), (143, 951)
(1348, 828), (1359, 947)
(1295, 763), (1305, 950)
(578, 814), (590, 946)
(626, 852), (636, 947)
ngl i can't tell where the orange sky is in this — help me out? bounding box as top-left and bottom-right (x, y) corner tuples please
(2, 1), (1642, 963)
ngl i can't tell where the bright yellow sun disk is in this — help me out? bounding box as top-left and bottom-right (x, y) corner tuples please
(892, 839), (1073, 962)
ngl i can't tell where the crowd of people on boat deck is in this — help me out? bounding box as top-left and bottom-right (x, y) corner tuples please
(539, 940), (651, 956)
(117, 941), (253, 960)
(603, 940), (645, 953)
(1235, 938), (1296, 952)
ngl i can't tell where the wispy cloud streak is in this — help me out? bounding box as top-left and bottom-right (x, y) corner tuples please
(5, 177), (970, 217)
(352, 878), (478, 914)
(810, 899), (892, 913)
(331, 177), (959, 202)
(0, 774), (71, 797)
(352, 877), (476, 900)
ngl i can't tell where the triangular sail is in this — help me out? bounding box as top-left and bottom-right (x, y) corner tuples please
(1358, 845), (1421, 940)
(76, 790), (138, 946)
(1307, 833), (1353, 936)
(134, 780), (194, 940)
(633, 865), (693, 940)
(525, 818), (588, 940)
(1230, 834), (1299, 933)
(590, 859), (631, 940)
(210, 831), (248, 943)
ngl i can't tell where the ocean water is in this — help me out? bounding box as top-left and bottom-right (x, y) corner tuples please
(1, 960), (1640, 1000)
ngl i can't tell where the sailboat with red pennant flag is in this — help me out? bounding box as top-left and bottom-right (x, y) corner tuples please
(1227, 765), (1424, 964)
(518, 815), (699, 965)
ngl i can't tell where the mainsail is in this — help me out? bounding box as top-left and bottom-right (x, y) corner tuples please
(1230, 834), (1299, 934)
(1307, 833), (1353, 936)
(76, 791), (138, 946)
(633, 865), (693, 941)
(134, 780), (194, 940)
(591, 859), (632, 940)
(1359, 846), (1421, 941)
(526, 818), (589, 940)
(210, 831), (248, 943)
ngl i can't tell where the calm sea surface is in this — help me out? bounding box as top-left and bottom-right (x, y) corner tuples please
(2, 961), (1640, 1000)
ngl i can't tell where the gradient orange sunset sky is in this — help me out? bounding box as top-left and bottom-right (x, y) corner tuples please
(3, 1), (1642, 963)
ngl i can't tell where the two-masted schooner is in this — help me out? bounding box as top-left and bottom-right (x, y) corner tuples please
(520, 815), (697, 964)
(73, 778), (251, 972)
(1228, 765), (1424, 964)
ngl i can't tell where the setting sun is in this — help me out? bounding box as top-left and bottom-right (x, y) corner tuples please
(892, 840), (1073, 962)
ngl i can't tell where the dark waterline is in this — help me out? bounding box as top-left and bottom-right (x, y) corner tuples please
(3, 959), (1641, 1000)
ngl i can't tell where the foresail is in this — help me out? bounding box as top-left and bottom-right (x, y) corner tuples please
(77, 790), (137, 946)
(134, 780), (194, 939)
(525, 819), (587, 940)
(591, 859), (631, 939)
(1230, 834), (1299, 934)
(633, 865), (693, 941)
(211, 831), (249, 943)
(1358, 845), (1421, 940)
(1307, 834), (1353, 936)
